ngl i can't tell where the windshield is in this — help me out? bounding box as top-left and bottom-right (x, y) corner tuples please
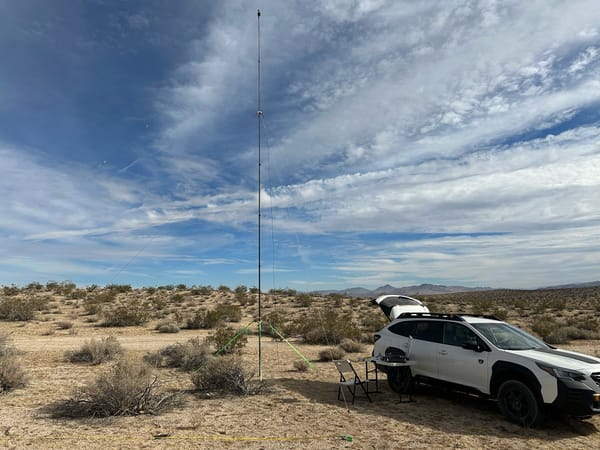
(471, 322), (549, 350)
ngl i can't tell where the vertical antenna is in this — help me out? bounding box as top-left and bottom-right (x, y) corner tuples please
(256, 8), (263, 382)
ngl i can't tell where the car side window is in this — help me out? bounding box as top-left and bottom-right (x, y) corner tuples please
(443, 323), (478, 347)
(412, 321), (443, 343)
(388, 321), (415, 337)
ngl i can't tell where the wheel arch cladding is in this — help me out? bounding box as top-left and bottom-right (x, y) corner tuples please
(491, 361), (542, 400)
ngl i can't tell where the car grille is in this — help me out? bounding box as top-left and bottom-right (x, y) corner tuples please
(591, 373), (600, 388)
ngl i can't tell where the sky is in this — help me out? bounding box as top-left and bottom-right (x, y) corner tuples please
(1, 0), (600, 291)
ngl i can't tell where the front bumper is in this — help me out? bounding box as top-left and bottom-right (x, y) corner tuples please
(550, 378), (600, 417)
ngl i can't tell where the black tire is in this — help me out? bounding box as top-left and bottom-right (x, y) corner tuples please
(497, 380), (544, 427)
(387, 367), (412, 394)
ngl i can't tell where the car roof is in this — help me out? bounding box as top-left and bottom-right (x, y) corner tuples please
(392, 312), (504, 324)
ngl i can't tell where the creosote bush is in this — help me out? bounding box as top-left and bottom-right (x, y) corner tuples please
(0, 335), (28, 393)
(102, 302), (150, 327)
(186, 310), (223, 329)
(0, 296), (47, 321)
(191, 355), (261, 396)
(299, 308), (361, 345)
(207, 326), (248, 354)
(144, 337), (210, 371)
(50, 357), (180, 417)
(65, 336), (123, 365)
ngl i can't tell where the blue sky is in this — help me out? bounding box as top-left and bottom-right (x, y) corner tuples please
(2, 1), (600, 290)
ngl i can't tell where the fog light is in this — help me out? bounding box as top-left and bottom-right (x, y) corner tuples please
(594, 393), (600, 402)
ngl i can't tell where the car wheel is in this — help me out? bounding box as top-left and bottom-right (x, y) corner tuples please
(497, 380), (544, 426)
(387, 367), (412, 394)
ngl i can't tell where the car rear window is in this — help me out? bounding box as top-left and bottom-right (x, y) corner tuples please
(412, 321), (443, 343)
(388, 321), (415, 337)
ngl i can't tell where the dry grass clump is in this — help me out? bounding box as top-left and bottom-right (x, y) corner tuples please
(318, 347), (346, 362)
(293, 360), (309, 372)
(191, 355), (261, 396)
(155, 320), (180, 333)
(55, 320), (74, 330)
(65, 336), (123, 364)
(49, 357), (180, 417)
(0, 335), (28, 393)
(339, 339), (365, 354)
(144, 337), (210, 371)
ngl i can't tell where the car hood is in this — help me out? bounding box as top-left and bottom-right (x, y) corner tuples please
(372, 295), (429, 320)
(507, 347), (600, 372)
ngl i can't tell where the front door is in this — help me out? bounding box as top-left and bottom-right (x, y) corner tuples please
(436, 322), (489, 393)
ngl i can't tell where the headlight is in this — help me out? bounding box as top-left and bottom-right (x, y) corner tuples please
(536, 362), (586, 381)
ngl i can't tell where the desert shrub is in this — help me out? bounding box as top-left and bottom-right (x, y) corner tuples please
(0, 296), (47, 321)
(296, 293), (313, 307)
(3, 285), (20, 296)
(215, 303), (242, 322)
(217, 285), (231, 292)
(545, 326), (598, 344)
(293, 360), (310, 372)
(190, 285), (213, 296)
(50, 357), (179, 417)
(361, 315), (388, 333)
(152, 297), (167, 310)
(155, 321), (180, 333)
(65, 336), (123, 364)
(186, 310), (223, 329)
(567, 317), (599, 331)
(55, 320), (73, 330)
(470, 297), (494, 314)
(234, 285), (249, 305)
(299, 309), (361, 345)
(102, 302), (150, 327)
(207, 326), (248, 354)
(0, 335), (28, 392)
(318, 347), (346, 362)
(106, 284), (132, 294)
(339, 339), (364, 354)
(491, 308), (508, 321)
(83, 290), (117, 315)
(190, 355), (261, 395)
(144, 338), (210, 371)
(531, 315), (559, 339)
(262, 311), (288, 339)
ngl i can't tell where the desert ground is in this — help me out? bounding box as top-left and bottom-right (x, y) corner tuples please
(0, 284), (599, 449)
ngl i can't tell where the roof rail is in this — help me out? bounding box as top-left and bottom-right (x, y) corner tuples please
(396, 312), (465, 321)
(396, 312), (501, 321)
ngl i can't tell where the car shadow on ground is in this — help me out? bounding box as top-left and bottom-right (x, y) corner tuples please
(274, 377), (599, 441)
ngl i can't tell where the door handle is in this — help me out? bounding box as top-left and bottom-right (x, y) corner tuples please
(439, 350), (448, 356)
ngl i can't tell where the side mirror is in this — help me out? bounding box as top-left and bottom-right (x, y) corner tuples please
(461, 341), (483, 352)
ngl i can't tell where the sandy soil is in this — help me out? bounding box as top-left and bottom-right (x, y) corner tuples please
(1, 317), (599, 450)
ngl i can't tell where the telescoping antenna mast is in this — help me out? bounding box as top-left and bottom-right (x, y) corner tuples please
(256, 8), (263, 382)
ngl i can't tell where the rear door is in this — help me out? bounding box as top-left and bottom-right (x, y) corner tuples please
(408, 321), (444, 378)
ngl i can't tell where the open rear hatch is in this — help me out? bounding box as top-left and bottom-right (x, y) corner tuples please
(372, 294), (429, 321)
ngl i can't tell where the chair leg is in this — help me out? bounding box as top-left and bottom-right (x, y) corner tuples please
(359, 382), (372, 402)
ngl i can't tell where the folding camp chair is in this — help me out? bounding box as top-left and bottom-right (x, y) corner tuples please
(334, 359), (372, 404)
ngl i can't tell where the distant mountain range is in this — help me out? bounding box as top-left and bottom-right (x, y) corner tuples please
(543, 280), (600, 289)
(314, 280), (600, 298)
(314, 283), (492, 298)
